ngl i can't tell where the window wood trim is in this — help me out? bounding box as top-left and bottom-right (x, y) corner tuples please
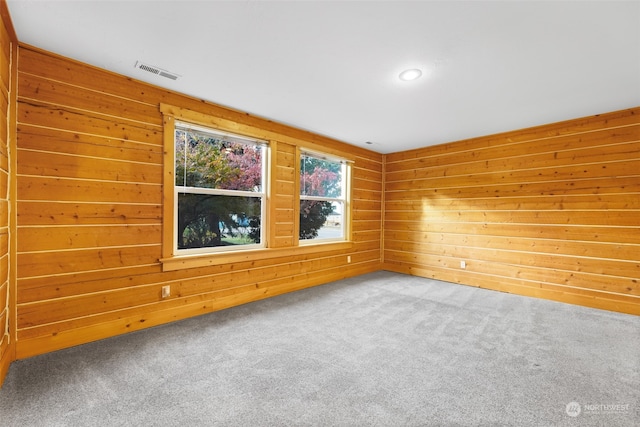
(298, 148), (352, 244)
(159, 241), (354, 272)
(161, 104), (273, 262)
(160, 103), (357, 163)
(294, 146), (302, 246)
(159, 103), (354, 271)
(161, 112), (176, 260)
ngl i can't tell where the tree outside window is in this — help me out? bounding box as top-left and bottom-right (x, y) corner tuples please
(299, 152), (348, 242)
(172, 122), (348, 254)
(174, 123), (265, 253)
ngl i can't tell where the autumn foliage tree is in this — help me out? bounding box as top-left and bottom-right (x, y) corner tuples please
(175, 129), (263, 249)
(299, 155), (342, 240)
(175, 128), (341, 249)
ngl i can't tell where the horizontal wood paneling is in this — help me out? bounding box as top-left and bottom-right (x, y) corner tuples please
(386, 111), (640, 163)
(18, 224), (161, 252)
(16, 261), (380, 358)
(0, 0), (16, 387)
(18, 149), (162, 183)
(0, 21), (7, 373)
(18, 72), (162, 125)
(18, 125), (163, 164)
(272, 141), (296, 247)
(15, 46), (383, 358)
(18, 102), (162, 144)
(18, 201), (162, 225)
(384, 108), (640, 315)
(385, 209), (640, 227)
(9, 33), (635, 377)
(19, 176), (162, 203)
(18, 245), (162, 278)
(384, 223), (640, 246)
(385, 127), (639, 173)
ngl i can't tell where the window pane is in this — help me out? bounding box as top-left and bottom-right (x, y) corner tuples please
(299, 200), (344, 240)
(175, 128), (263, 192)
(177, 193), (262, 249)
(300, 155), (342, 198)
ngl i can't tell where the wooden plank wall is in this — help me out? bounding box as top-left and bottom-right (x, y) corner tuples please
(0, 0), (16, 386)
(15, 45), (383, 358)
(5, 37), (636, 376)
(384, 108), (640, 315)
(272, 142), (297, 248)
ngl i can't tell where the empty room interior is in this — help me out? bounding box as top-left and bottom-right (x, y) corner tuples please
(0, 1), (639, 426)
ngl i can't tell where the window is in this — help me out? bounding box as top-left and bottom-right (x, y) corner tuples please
(160, 104), (354, 271)
(174, 122), (267, 254)
(299, 151), (349, 243)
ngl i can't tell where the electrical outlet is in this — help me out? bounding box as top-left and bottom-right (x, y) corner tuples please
(161, 285), (171, 299)
(460, 260), (466, 269)
(347, 256), (352, 263)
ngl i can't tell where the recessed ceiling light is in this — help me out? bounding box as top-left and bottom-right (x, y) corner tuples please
(399, 69), (422, 81)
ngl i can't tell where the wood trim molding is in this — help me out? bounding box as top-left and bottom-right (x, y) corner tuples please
(160, 241), (354, 271)
(160, 103), (358, 163)
(0, 0), (17, 42)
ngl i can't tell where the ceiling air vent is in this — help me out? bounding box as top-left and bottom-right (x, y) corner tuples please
(135, 61), (180, 81)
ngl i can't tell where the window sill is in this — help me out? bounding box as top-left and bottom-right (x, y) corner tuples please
(159, 241), (354, 272)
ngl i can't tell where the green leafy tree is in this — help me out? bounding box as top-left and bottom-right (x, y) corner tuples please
(175, 131), (343, 248)
(299, 200), (334, 239)
(299, 156), (342, 239)
(175, 129), (262, 249)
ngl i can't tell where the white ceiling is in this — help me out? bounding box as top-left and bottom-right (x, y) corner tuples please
(6, 0), (640, 154)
